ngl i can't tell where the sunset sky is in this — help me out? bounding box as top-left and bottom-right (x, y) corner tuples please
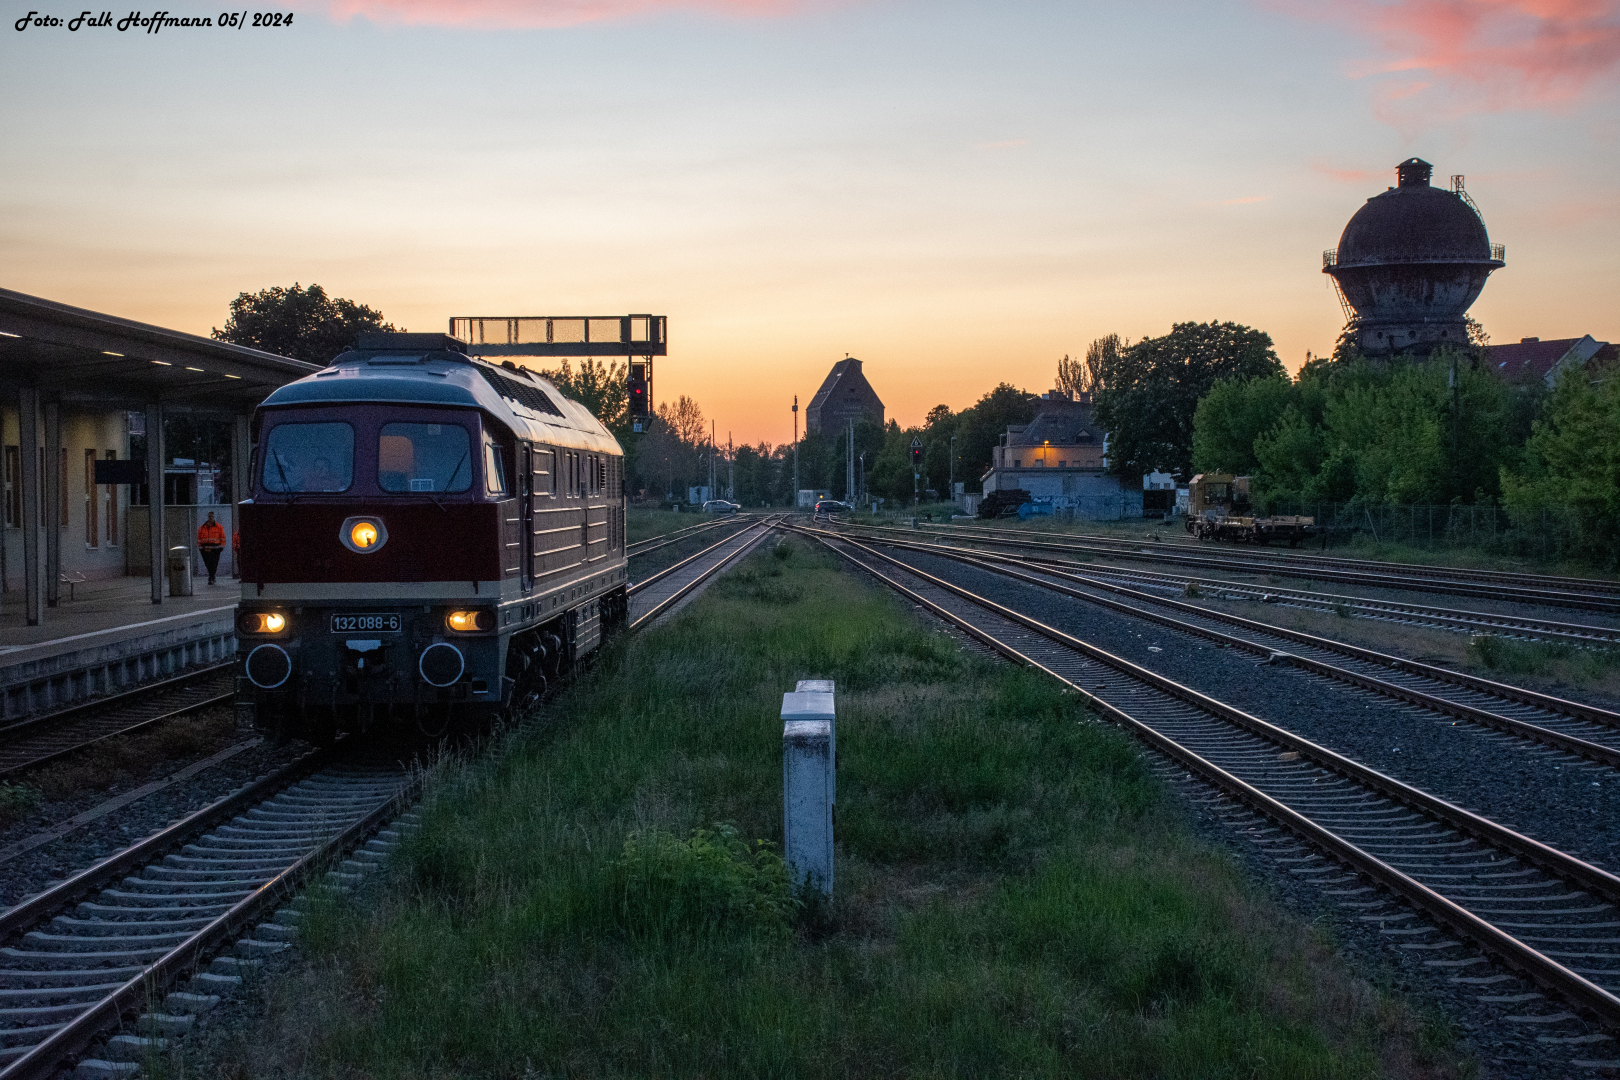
(4, 0), (1617, 444)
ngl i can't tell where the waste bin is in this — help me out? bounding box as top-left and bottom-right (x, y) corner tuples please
(168, 545), (194, 597)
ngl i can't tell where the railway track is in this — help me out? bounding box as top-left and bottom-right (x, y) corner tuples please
(803, 527), (1620, 1063)
(818, 527), (1620, 768)
(630, 516), (782, 629)
(0, 666), (236, 781)
(847, 521), (1620, 615)
(625, 515), (749, 558)
(842, 523), (1620, 647)
(0, 747), (416, 1077)
(0, 512), (777, 1079)
(927, 518), (1620, 599)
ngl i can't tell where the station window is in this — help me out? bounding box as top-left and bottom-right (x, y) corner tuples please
(263, 422), (354, 493)
(378, 423), (471, 494)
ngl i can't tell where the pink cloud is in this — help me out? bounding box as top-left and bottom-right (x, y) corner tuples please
(1272, 0), (1620, 112)
(296, 0), (800, 29)
(1309, 161), (1381, 182)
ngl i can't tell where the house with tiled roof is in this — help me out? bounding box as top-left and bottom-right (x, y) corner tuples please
(1484, 335), (1615, 386)
(981, 391), (1142, 519)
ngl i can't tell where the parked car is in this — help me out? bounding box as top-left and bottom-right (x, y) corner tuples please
(813, 499), (850, 515)
(702, 499), (740, 514)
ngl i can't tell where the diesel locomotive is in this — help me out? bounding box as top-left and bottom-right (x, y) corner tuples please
(235, 332), (629, 742)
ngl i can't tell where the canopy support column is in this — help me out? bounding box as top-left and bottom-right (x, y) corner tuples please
(43, 400), (61, 608)
(19, 388), (42, 626)
(146, 402), (164, 605)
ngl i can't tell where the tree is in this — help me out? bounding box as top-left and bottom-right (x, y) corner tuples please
(213, 283), (395, 364)
(1093, 321), (1283, 479)
(1055, 355), (1084, 399)
(1191, 374), (1295, 477)
(1502, 363), (1620, 564)
(953, 383), (1037, 484)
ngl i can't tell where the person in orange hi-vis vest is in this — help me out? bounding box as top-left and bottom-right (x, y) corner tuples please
(197, 511), (227, 586)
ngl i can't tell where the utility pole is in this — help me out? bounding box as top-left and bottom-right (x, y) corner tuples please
(727, 431), (734, 502)
(949, 434), (956, 502)
(846, 416), (856, 505)
(792, 395), (799, 509)
(709, 419), (717, 501)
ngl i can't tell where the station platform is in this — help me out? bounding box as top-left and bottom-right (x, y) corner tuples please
(0, 577), (238, 721)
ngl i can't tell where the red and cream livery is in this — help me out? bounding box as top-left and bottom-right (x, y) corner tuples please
(236, 332), (628, 741)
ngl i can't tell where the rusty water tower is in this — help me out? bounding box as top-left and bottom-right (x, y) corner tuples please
(1323, 158), (1504, 357)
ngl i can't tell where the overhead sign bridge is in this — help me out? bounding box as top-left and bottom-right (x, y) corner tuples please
(449, 315), (666, 429)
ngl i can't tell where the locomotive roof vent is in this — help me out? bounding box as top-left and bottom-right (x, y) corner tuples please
(354, 332), (468, 354)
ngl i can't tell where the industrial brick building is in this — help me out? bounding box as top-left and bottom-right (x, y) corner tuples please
(806, 357), (884, 434)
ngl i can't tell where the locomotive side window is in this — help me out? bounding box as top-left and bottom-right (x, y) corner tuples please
(378, 423), (472, 493)
(262, 422), (354, 493)
(533, 449), (554, 496)
(484, 439), (508, 496)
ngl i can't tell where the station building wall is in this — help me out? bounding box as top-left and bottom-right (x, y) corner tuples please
(0, 405), (132, 592)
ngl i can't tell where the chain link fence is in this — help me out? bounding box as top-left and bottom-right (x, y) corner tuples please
(1258, 499), (1611, 567)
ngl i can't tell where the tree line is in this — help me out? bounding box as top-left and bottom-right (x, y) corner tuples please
(214, 284), (1618, 559)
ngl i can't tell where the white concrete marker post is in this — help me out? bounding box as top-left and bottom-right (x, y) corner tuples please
(782, 682), (835, 898)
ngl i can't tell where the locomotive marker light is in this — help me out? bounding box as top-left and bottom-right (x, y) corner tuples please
(445, 609), (494, 633)
(238, 611), (287, 635)
(339, 515), (388, 554)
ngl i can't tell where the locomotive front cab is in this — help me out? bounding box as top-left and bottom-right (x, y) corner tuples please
(237, 333), (629, 744)
(239, 399), (513, 739)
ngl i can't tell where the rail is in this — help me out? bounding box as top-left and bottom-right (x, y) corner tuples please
(801, 525), (1620, 1030)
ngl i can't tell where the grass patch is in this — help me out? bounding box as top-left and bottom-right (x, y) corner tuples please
(1468, 634), (1620, 686)
(0, 782), (42, 827)
(201, 539), (1457, 1079)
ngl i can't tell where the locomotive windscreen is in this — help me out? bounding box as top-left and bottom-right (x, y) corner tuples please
(378, 423), (472, 493)
(263, 422), (354, 493)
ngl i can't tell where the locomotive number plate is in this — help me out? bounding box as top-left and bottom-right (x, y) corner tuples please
(330, 613), (401, 634)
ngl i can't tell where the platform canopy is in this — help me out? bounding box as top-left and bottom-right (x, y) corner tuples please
(0, 287), (319, 627)
(0, 287), (319, 409)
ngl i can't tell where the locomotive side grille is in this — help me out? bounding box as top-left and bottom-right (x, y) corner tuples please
(477, 367), (566, 417)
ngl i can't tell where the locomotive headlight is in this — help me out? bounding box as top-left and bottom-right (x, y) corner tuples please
(239, 611), (288, 634)
(446, 609), (492, 633)
(339, 516), (388, 554)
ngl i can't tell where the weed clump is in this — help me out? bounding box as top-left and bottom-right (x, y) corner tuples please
(1183, 581), (1202, 599)
(0, 782), (42, 825)
(1468, 633), (1619, 684)
(614, 822), (793, 939)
